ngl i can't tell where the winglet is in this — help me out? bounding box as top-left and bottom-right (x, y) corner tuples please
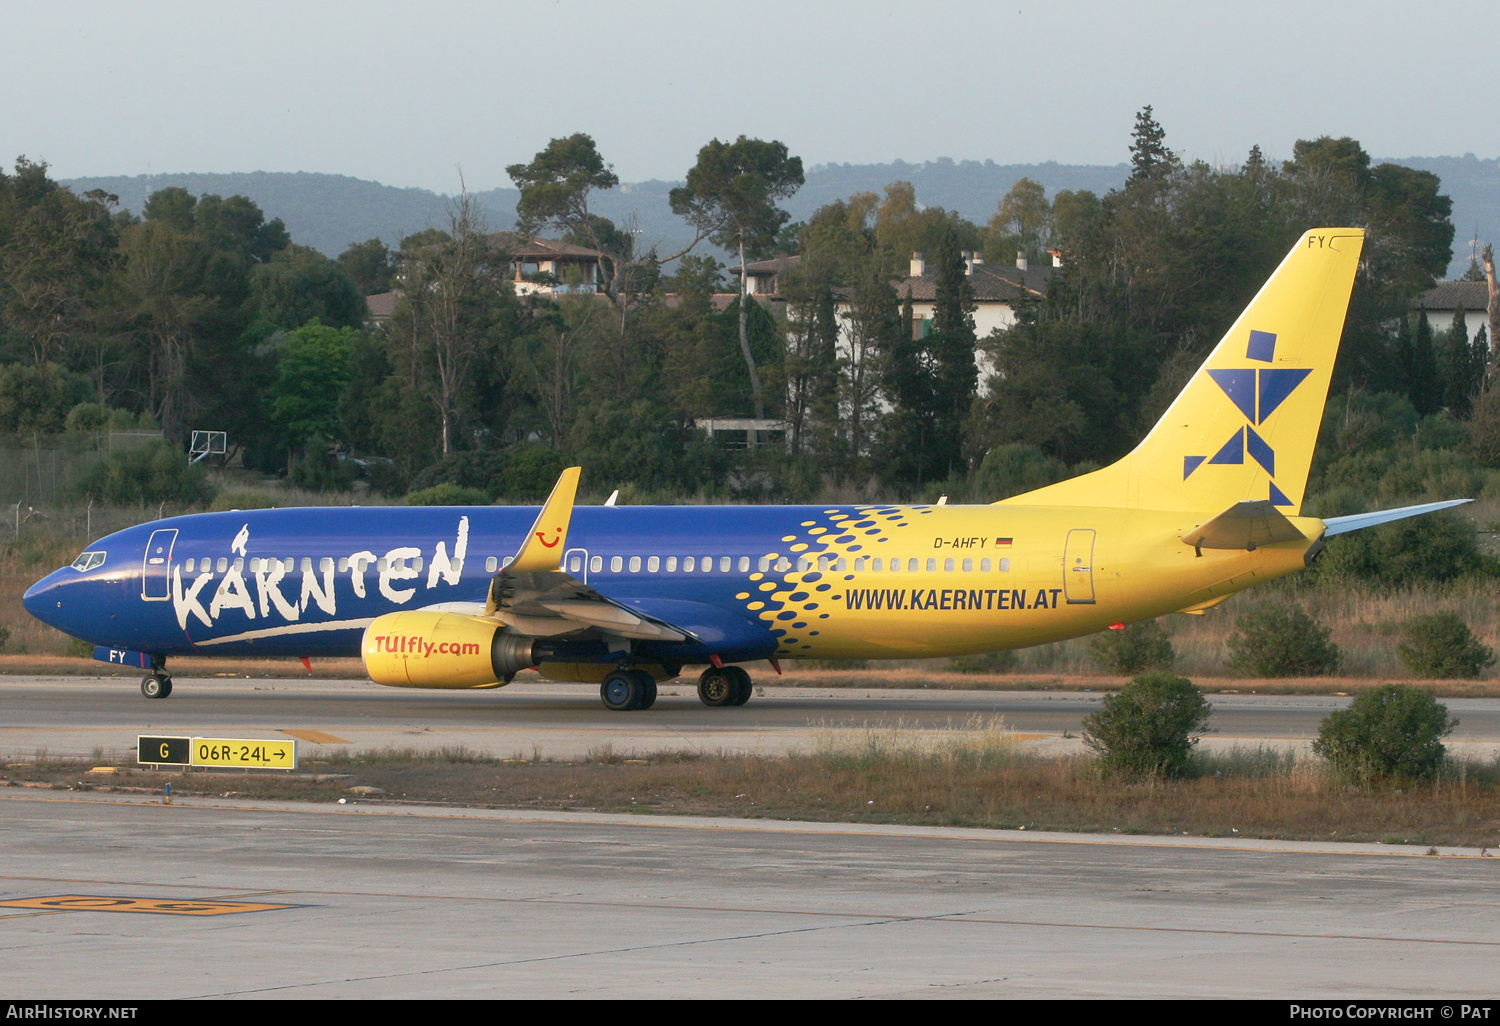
(508, 467), (582, 573)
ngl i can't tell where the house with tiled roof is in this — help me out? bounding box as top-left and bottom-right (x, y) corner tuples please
(1415, 280), (1491, 339)
(490, 233), (606, 296)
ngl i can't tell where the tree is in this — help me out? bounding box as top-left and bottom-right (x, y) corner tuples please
(338, 238), (397, 295)
(928, 226), (978, 477)
(267, 321), (358, 463)
(508, 134), (695, 324)
(1125, 105), (1180, 190)
(1409, 309), (1442, 415)
(386, 192), (508, 455)
(985, 177), (1051, 265)
(670, 136), (804, 422)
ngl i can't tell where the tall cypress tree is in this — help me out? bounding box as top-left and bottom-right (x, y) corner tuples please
(1410, 308), (1442, 415)
(928, 227), (978, 477)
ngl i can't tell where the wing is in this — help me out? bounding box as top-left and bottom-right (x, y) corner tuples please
(482, 467), (691, 644)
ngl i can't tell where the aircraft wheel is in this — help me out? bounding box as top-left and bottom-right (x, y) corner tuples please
(600, 670), (646, 712)
(141, 674), (172, 699)
(634, 671), (658, 711)
(726, 665), (753, 706)
(697, 667), (736, 707)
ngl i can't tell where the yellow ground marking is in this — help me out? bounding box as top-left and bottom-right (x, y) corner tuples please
(0, 895), (298, 915)
(280, 728), (349, 744)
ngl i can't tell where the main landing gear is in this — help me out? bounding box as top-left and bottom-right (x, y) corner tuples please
(697, 665), (752, 707)
(600, 668), (658, 711)
(141, 672), (172, 699)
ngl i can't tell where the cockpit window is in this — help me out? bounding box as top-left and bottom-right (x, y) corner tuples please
(70, 551), (106, 571)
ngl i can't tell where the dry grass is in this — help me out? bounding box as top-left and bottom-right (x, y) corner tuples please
(12, 729), (1500, 849)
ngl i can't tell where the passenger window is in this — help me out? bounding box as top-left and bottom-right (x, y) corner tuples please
(502, 556), (514, 568)
(1000, 558), (1011, 572)
(980, 558), (991, 573)
(873, 557), (883, 572)
(701, 555), (712, 570)
(337, 557), (349, 573)
(590, 556), (602, 573)
(834, 557), (847, 571)
(610, 556), (623, 572)
(217, 558), (228, 573)
(249, 558), (261, 572)
(758, 556), (770, 572)
(963, 557), (973, 572)
(775, 557), (791, 572)
(719, 556), (730, 572)
(629, 556), (641, 572)
(797, 556), (812, 572)
(647, 556), (660, 572)
(300, 557), (312, 572)
(944, 558), (955, 572)
(855, 557), (867, 571)
(377, 558), (388, 571)
(926, 558), (937, 572)
(666, 556), (678, 572)
(684, 557), (696, 572)
(737, 556), (749, 572)
(486, 557), (498, 573)
(413, 557), (424, 573)
(185, 558), (196, 573)
(569, 555), (581, 572)
(321, 557), (334, 573)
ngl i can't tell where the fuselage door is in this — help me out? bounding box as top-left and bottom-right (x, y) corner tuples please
(1063, 529), (1096, 605)
(141, 528), (178, 601)
(563, 547), (589, 583)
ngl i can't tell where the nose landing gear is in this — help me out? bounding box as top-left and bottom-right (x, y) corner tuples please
(697, 665), (752, 707)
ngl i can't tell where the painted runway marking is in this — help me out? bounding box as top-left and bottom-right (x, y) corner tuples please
(0, 894), (300, 916)
(280, 728), (350, 744)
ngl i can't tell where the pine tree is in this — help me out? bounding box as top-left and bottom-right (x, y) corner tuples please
(1126, 105), (1179, 189)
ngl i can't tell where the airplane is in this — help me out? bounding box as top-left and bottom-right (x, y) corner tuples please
(23, 227), (1468, 710)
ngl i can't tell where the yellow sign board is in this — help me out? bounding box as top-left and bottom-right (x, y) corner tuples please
(0, 895), (297, 916)
(190, 737), (296, 769)
(136, 735), (297, 769)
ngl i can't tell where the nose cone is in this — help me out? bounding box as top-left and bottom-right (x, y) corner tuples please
(23, 568), (72, 632)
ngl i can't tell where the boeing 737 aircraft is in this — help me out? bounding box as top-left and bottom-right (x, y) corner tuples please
(23, 228), (1467, 710)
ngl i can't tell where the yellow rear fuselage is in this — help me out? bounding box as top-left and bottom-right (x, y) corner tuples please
(750, 504), (1319, 659)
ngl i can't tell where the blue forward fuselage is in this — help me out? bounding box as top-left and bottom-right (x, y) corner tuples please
(25, 503), (953, 669)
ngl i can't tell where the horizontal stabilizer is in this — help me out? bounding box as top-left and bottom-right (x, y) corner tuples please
(1322, 499), (1472, 537)
(1182, 500), (1307, 551)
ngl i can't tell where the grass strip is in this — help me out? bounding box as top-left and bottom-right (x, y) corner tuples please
(9, 730), (1500, 850)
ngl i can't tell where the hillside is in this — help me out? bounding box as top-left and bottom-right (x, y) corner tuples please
(65, 155), (1496, 277)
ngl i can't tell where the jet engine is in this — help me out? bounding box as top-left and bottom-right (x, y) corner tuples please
(362, 611), (537, 688)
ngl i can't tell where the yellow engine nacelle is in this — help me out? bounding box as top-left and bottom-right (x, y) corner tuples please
(362, 611), (537, 689)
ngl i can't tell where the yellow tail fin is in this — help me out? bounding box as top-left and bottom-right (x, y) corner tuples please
(1002, 228), (1364, 514)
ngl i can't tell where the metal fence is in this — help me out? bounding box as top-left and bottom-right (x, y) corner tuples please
(0, 431), (164, 512)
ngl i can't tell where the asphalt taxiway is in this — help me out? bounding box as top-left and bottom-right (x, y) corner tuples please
(3, 674), (1500, 762)
(2, 790), (1498, 998)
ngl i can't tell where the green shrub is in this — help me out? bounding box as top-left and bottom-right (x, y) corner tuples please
(1396, 612), (1495, 679)
(1081, 671), (1212, 778)
(497, 446), (570, 502)
(208, 489), (282, 512)
(1314, 511), (1493, 586)
(1313, 684), (1456, 781)
(405, 482), (491, 506)
(1226, 603), (1341, 677)
(74, 441), (216, 506)
(408, 451), (509, 495)
(948, 650), (1019, 673)
(1089, 618), (1175, 675)
(289, 449), (358, 492)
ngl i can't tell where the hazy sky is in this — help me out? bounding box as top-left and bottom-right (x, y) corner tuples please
(4, 0), (1495, 193)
